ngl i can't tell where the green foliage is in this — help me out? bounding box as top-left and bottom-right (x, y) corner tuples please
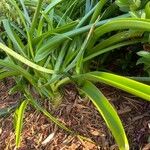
(145, 1), (150, 19)
(115, 0), (141, 12)
(0, 0), (150, 149)
(83, 72), (150, 101)
(81, 81), (129, 150)
(137, 51), (150, 76)
(14, 100), (28, 148)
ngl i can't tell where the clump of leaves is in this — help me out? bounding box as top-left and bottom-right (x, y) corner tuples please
(0, 0), (150, 149)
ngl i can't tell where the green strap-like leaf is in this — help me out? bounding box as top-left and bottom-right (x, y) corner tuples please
(90, 0), (107, 23)
(30, 0), (43, 35)
(80, 81), (129, 150)
(0, 43), (54, 74)
(88, 30), (143, 54)
(0, 59), (37, 87)
(19, 0), (31, 25)
(84, 72), (150, 101)
(3, 19), (26, 56)
(95, 18), (150, 40)
(0, 71), (19, 80)
(44, 0), (62, 14)
(15, 100), (28, 148)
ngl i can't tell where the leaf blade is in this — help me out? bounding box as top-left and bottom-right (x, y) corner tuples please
(84, 72), (150, 101)
(0, 43), (54, 74)
(15, 100), (28, 148)
(80, 81), (129, 150)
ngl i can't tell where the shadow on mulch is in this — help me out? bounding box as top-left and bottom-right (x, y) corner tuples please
(0, 79), (150, 150)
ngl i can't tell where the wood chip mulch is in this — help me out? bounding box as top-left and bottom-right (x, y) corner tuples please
(0, 79), (150, 150)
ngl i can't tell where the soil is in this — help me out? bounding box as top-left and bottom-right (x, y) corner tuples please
(0, 79), (150, 150)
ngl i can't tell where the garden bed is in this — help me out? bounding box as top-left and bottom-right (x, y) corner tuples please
(0, 0), (150, 149)
(1, 79), (150, 150)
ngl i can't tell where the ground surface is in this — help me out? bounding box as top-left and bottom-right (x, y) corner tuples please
(0, 79), (150, 150)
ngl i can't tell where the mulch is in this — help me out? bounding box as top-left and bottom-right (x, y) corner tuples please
(0, 79), (150, 150)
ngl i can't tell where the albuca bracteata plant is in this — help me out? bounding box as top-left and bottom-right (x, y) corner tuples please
(0, 0), (150, 149)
